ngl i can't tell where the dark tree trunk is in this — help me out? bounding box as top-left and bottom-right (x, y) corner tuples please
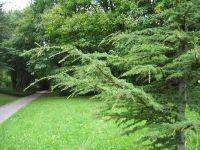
(175, 15), (188, 150)
(101, 0), (109, 12)
(176, 81), (187, 150)
(10, 70), (17, 89)
(109, 0), (114, 11)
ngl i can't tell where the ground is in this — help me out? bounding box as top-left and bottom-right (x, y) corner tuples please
(0, 94), (17, 106)
(0, 95), (199, 149)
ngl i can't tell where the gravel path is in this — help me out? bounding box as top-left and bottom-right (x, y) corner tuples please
(0, 93), (42, 124)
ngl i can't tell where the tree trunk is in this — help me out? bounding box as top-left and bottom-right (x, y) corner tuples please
(10, 70), (17, 89)
(101, 0), (109, 12)
(109, 0), (114, 11)
(176, 81), (187, 150)
(176, 14), (189, 150)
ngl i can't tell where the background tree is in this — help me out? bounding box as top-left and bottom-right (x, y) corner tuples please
(0, 4), (13, 87)
(0, 3), (9, 68)
(24, 0), (200, 149)
(1, 0), (199, 149)
(21, 0), (139, 92)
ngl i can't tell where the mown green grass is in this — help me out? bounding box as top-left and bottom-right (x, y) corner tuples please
(0, 96), (147, 150)
(0, 96), (199, 150)
(0, 94), (18, 106)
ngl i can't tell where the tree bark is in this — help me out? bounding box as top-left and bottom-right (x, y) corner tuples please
(176, 81), (187, 150)
(175, 14), (189, 150)
(109, 0), (114, 11)
(101, 0), (109, 12)
(10, 70), (17, 89)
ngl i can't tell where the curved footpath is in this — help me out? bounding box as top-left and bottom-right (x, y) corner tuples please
(0, 92), (42, 124)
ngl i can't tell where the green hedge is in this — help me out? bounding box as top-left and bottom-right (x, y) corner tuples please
(0, 88), (35, 97)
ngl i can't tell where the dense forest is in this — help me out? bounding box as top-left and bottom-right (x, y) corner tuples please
(0, 0), (200, 149)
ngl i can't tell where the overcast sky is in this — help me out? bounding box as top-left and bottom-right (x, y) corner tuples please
(0, 0), (31, 11)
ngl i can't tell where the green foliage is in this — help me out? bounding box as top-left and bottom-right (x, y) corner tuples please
(41, 5), (127, 52)
(2, 0), (200, 149)
(23, 0), (200, 149)
(0, 4), (11, 71)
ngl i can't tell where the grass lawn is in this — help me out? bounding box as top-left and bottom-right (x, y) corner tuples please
(0, 96), (199, 150)
(0, 94), (18, 106)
